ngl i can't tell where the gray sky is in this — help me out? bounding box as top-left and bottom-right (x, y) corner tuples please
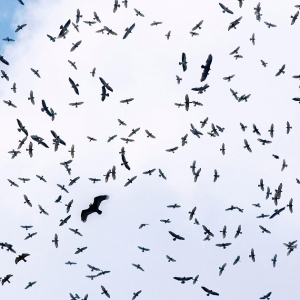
(0, 0), (300, 299)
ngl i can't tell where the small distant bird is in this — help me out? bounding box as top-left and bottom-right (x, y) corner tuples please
(259, 225), (271, 234)
(261, 60), (268, 67)
(138, 246), (150, 252)
(132, 263), (144, 271)
(260, 292), (272, 300)
(169, 231), (185, 241)
(249, 248), (255, 262)
(264, 21), (277, 28)
(139, 224), (149, 229)
(15, 23), (27, 32)
(166, 255), (176, 262)
(101, 286), (110, 298)
(179, 53), (187, 72)
(25, 281), (37, 289)
(70, 40), (82, 52)
(191, 20), (203, 31)
(201, 286), (219, 296)
(165, 31), (171, 39)
(275, 64), (285, 76)
(219, 263), (227, 276)
(173, 277), (193, 284)
(75, 246), (87, 254)
(250, 33), (255, 45)
(271, 254), (277, 268)
(132, 290), (142, 300)
(52, 234), (58, 248)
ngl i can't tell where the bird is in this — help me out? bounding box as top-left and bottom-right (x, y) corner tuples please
(173, 277), (193, 284)
(249, 248), (255, 262)
(244, 139), (252, 152)
(259, 225), (271, 234)
(234, 225), (242, 238)
(202, 225), (214, 237)
(213, 170), (220, 182)
(145, 129), (156, 138)
(24, 232), (37, 240)
(200, 54), (212, 82)
(69, 77), (79, 95)
(99, 77), (113, 92)
(179, 53), (187, 72)
(101, 286), (110, 298)
(52, 234), (58, 248)
(261, 60), (268, 67)
(281, 159), (288, 171)
(291, 11), (299, 25)
(59, 215), (71, 226)
(286, 121), (292, 134)
(191, 20), (203, 31)
(0, 55), (9, 66)
(165, 31), (171, 39)
(138, 246), (150, 252)
(75, 246), (87, 254)
(287, 198), (293, 213)
(69, 102), (84, 108)
(271, 254), (277, 268)
(188, 207), (196, 220)
(219, 3), (233, 14)
(151, 21), (162, 26)
(264, 21), (277, 28)
(57, 184), (69, 193)
(75, 9), (82, 23)
(132, 290), (142, 300)
(20, 225), (33, 230)
(65, 261), (77, 265)
(220, 226), (227, 238)
(219, 263), (227, 276)
(81, 195), (109, 222)
(223, 75), (235, 82)
(123, 23), (135, 39)
(2, 275), (13, 285)
(47, 34), (56, 42)
(25, 281), (37, 289)
(139, 224), (149, 229)
(228, 16), (242, 31)
(38, 205), (49, 215)
(15, 23), (27, 32)
(68, 60), (77, 70)
(15, 253), (30, 264)
(87, 136), (97, 142)
(160, 219), (171, 224)
(166, 147), (178, 153)
(201, 286), (219, 296)
(169, 231), (185, 241)
(132, 263), (144, 271)
(260, 292), (272, 300)
(233, 255), (241, 265)
(275, 64), (285, 76)
(166, 255), (176, 262)
(158, 169), (167, 180)
(69, 228), (82, 236)
(216, 242), (232, 249)
(83, 21), (96, 26)
(143, 169), (156, 175)
(93, 12), (101, 23)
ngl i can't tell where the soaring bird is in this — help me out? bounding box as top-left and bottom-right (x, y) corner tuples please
(201, 286), (219, 296)
(179, 53), (187, 72)
(15, 253), (30, 264)
(81, 195), (109, 222)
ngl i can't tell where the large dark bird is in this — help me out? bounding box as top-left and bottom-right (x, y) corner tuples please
(200, 54), (212, 82)
(81, 195), (109, 222)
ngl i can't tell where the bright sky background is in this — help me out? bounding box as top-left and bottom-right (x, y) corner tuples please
(0, 0), (300, 299)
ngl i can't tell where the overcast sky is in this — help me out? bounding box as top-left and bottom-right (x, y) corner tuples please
(0, 0), (300, 299)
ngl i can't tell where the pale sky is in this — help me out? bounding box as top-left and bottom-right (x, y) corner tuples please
(0, 0), (300, 299)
